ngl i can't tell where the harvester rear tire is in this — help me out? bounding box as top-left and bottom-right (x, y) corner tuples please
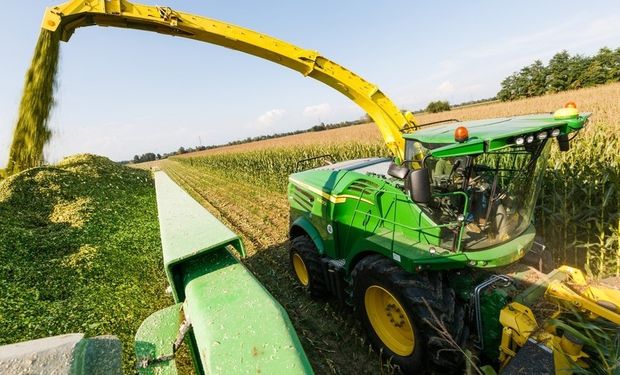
(290, 235), (327, 298)
(352, 254), (465, 374)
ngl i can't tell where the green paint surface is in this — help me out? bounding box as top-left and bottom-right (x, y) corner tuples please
(153, 170), (313, 374)
(135, 304), (183, 375)
(153, 170), (245, 302)
(404, 113), (591, 157)
(183, 250), (314, 374)
(288, 113), (590, 276)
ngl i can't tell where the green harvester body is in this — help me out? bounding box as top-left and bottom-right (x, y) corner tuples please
(288, 113), (590, 362)
(289, 114), (589, 273)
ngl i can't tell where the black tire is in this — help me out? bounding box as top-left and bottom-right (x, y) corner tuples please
(289, 235), (327, 298)
(352, 255), (466, 373)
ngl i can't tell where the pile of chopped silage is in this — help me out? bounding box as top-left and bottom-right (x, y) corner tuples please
(0, 154), (169, 372)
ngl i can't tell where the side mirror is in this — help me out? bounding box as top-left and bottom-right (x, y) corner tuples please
(387, 162), (409, 179)
(408, 168), (431, 203)
(557, 134), (570, 152)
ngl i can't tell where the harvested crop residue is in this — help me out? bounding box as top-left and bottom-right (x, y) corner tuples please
(49, 197), (92, 228)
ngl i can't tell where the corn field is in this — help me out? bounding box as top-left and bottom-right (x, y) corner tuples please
(174, 117), (620, 277)
(175, 143), (387, 192)
(536, 120), (619, 277)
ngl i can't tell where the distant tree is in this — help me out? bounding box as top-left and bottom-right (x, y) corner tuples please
(498, 46), (619, 101)
(546, 50), (571, 93)
(497, 73), (518, 101)
(425, 100), (451, 113)
(615, 48), (620, 81)
(580, 47), (619, 86)
(133, 155), (140, 163)
(310, 122), (327, 132)
(567, 54), (592, 89)
(177, 146), (186, 155)
(581, 60), (607, 86)
(526, 60), (548, 97)
(156, 153), (162, 160)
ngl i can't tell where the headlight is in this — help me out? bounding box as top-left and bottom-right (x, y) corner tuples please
(515, 137), (525, 145)
(537, 131), (548, 140)
(550, 128), (561, 137)
(526, 135), (535, 143)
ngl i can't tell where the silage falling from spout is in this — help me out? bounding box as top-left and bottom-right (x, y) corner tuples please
(5, 29), (61, 176)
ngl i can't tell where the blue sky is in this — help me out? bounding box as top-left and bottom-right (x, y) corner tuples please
(1, 1), (620, 164)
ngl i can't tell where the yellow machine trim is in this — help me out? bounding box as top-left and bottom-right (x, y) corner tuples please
(289, 178), (374, 205)
(292, 253), (309, 287)
(497, 302), (589, 373)
(546, 266), (620, 325)
(364, 285), (415, 356)
(498, 302), (538, 346)
(498, 265), (620, 374)
(498, 307), (591, 374)
(42, 0), (416, 161)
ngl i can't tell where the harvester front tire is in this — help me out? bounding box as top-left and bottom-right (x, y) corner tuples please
(290, 235), (327, 298)
(352, 255), (465, 373)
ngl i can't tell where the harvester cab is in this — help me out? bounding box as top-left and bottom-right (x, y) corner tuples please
(399, 110), (591, 257)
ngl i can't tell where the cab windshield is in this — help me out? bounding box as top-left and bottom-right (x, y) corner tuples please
(407, 139), (549, 251)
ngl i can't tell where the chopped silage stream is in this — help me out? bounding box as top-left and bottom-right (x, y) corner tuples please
(5, 30), (60, 176)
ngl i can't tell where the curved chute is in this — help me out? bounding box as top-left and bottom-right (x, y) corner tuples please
(42, 0), (417, 160)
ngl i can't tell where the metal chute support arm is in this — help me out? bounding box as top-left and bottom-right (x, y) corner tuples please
(42, 0), (416, 161)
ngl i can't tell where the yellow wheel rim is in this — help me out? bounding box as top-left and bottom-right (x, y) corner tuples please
(364, 285), (415, 356)
(292, 253), (309, 286)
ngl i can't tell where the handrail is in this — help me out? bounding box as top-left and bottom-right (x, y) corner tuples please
(345, 184), (470, 253)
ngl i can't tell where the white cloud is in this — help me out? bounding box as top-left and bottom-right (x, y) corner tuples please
(257, 108), (286, 128)
(437, 81), (455, 94)
(303, 103), (331, 118)
(45, 121), (199, 162)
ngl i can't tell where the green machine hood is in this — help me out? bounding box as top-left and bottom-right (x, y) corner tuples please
(404, 113), (591, 158)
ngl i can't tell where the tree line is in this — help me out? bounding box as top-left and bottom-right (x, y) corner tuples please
(497, 47), (620, 101)
(127, 118), (367, 164)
